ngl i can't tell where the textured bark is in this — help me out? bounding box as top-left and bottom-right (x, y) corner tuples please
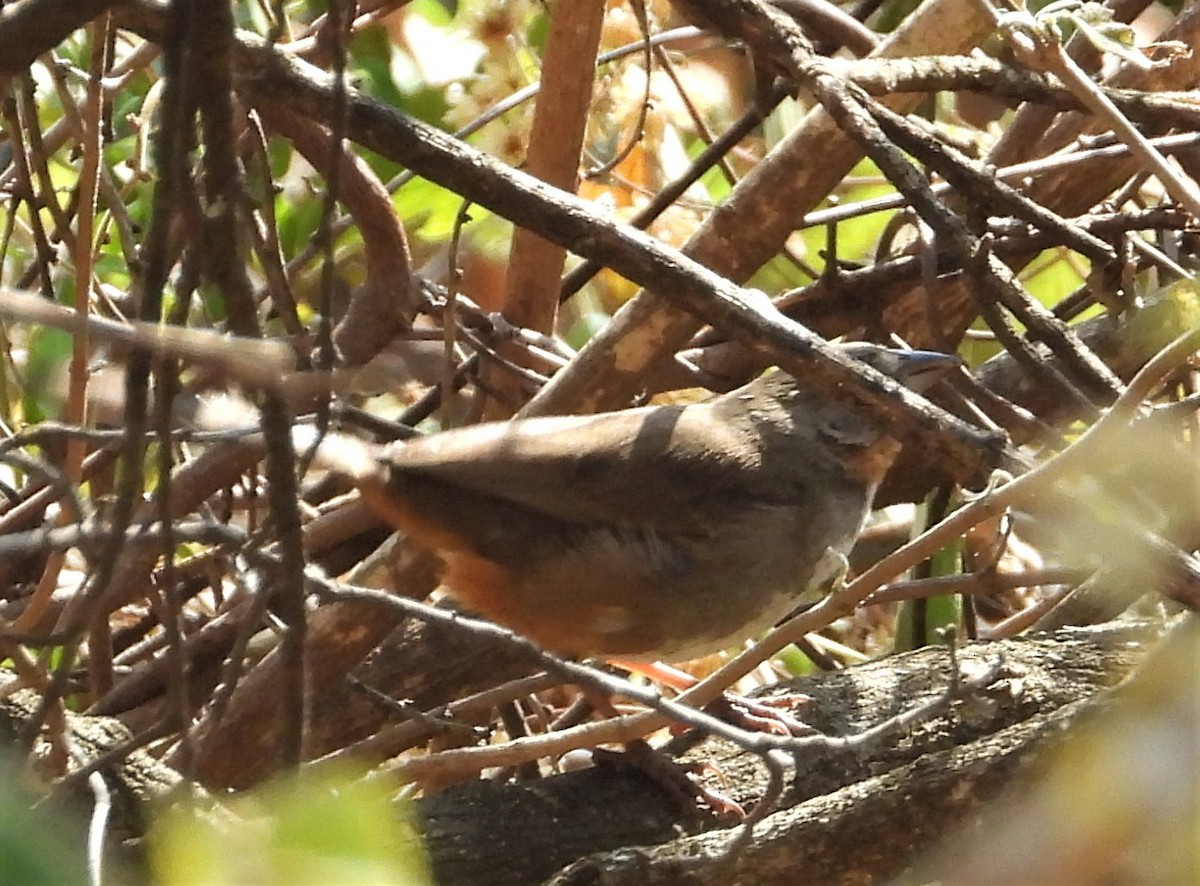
(418, 622), (1158, 885)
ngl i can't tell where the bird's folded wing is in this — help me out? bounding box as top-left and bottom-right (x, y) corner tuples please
(382, 404), (759, 528)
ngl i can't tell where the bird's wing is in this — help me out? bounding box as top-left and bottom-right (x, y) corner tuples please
(383, 403), (759, 528)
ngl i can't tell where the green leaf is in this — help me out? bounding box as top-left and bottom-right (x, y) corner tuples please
(151, 768), (431, 886)
(0, 752), (88, 885)
(350, 24), (407, 111)
(394, 177), (490, 242)
(1022, 248), (1088, 309)
(20, 326), (74, 422)
(776, 643), (816, 676)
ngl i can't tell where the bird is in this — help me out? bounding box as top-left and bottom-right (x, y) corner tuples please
(318, 344), (957, 663)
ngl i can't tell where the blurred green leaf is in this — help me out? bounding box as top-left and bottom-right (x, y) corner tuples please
(276, 193), (326, 258)
(20, 326), (74, 423)
(410, 0), (453, 26)
(1022, 248), (1088, 308)
(777, 643), (816, 677)
(747, 251), (815, 293)
(1128, 278), (1200, 360)
(0, 764), (88, 885)
(350, 26), (399, 94)
(394, 177), (473, 242)
(565, 310), (609, 350)
(526, 6), (550, 51)
(152, 768), (431, 886)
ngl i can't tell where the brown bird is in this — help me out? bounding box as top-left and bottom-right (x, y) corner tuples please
(321, 344), (957, 663)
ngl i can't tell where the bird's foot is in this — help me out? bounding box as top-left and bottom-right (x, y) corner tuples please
(609, 658), (815, 737)
(706, 691), (816, 737)
(594, 739), (745, 822)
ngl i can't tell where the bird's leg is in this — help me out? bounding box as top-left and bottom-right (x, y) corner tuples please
(592, 739), (746, 822)
(610, 659), (815, 737)
(574, 681), (745, 820)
